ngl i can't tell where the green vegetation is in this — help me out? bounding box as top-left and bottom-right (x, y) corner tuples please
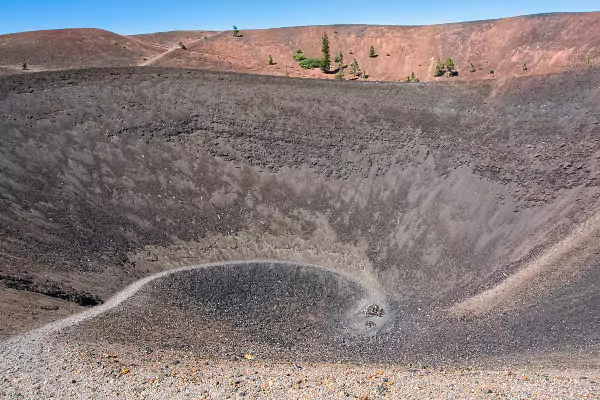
(233, 25), (239, 37)
(299, 58), (323, 69)
(321, 32), (331, 72)
(489, 69), (495, 74)
(335, 62), (344, 80)
(405, 72), (420, 82)
(445, 57), (457, 76)
(434, 57), (458, 77)
(268, 55), (274, 65)
(362, 68), (368, 79)
(349, 58), (360, 75)
(585, 54), (593, 69)
(369, 46), (377, 58)
(178, 41), (186, 50)
(293, 49), (306, 62)
(334, 51), (344, 63)
(434, 58), (444, 77)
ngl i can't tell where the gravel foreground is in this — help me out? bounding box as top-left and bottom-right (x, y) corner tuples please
(2, 339), (599, 399)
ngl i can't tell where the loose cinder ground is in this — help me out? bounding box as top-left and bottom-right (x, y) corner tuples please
(0, 66), (600, 398)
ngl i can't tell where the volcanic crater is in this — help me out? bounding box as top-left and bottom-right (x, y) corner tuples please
(0, 66), (599, 369)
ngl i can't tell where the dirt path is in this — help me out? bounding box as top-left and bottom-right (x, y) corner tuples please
(1, 261), (311, 342)
(139, 31), (225, 66)
(0, 259), (382, 376)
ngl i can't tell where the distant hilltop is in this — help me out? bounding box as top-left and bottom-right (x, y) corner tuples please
(1, 12), (598, 81)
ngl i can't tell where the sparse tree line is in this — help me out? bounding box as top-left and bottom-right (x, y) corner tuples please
(223, 25), (597, 77)
(17, 23), (590, 78)
(169, 25), (598, 79)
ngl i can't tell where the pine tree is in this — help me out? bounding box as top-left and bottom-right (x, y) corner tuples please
(335, 62), (344, 80)
(445, 57), (456, 76)
(349, 58), (359, 75)
(334, 51), (343, 63)
(434, 58), (446, 77)
(369, 46), (377, 58)
(321, 32), (331, 72)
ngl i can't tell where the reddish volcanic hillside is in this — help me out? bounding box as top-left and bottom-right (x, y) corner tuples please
(0, 28), (163, 74)
(154, 12), (600, 81)
(132, 30), (215, 49)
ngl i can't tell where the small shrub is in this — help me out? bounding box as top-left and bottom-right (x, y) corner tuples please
(268, 55), (274, 65)
(335, 62), (344, 80)
(585, 55), (593, 69)
(489, 69), (495, 74)
(232, 25), (239, 37)
(334, 51), (344, 63)
(348, 49), (353, 54)
(21, 61), (27, 70)
(299, 58), (323, 69)
(523, 63), (528, 71)
(405, 72), (419, 82)
(293, 48), (306, 62)
(445, 57), (457, 76)
(434, 57), (458, 77)
(362, 68), (368, 79)
(349, 58), (360, 75)
(369, 45), (377, 58)
(470, 63), (476, 73)
(386, 52), (390, 56)
(434, 58), (445, 77)
(178, 41), (186, 50)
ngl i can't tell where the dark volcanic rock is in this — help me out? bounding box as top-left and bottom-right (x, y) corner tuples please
(1, 68), (599, 364)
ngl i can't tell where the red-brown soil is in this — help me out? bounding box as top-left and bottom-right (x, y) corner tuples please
(131, 30), (216, 49)
(0, 28), (163, 74)
(154, 12), (600, 81)
(1, 13), (598, 81)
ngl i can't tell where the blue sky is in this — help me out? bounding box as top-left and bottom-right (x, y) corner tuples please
(0, 0), (598, 35)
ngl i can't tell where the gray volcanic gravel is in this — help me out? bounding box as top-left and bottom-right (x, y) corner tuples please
(1, 261), (599, 399)
(1, 67), (600, 397)
(62, 261), (397, 363)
